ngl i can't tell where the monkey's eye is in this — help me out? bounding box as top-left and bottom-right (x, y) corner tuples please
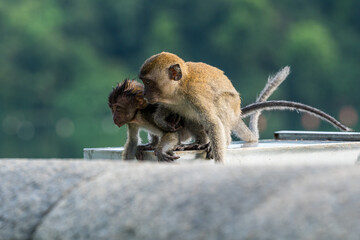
(142, 78), (151, 84)
(116, 106), (122, 112)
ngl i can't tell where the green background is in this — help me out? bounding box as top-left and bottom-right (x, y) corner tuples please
(1, 0), (359, 158)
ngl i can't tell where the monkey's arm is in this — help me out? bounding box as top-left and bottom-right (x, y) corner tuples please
(189, 98), (228, 162)
(148, 134), (160, 146)
(122, 123), (140, 160)
(154, 105), (183, 132)
(173, 120), (212, 158)
(242, 100), (351, 132)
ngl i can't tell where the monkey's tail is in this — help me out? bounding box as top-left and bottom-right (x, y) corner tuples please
(242, 100), (352, 132)
(249, 66), (291, 138)
(256, 66), (291, 102)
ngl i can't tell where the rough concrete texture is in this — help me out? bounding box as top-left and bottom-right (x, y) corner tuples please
(0, 159), (115, 240)
(0, 160), (359, 240)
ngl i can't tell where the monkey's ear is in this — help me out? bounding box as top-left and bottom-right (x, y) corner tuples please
(168, 64), (182, 81)
(136, 95), (148, 109)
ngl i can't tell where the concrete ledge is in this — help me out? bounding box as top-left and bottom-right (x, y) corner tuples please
(1, 160), (360, 239)
(84, 140), (360, 165)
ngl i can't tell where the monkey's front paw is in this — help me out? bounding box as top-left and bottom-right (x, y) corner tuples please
(205, 144), (214, 160)
(139, 143), (155, 151)
(135, 144), (155, 160)
(165, 126), (180, 132)
(161, 123), (182, 133)
(135, 148), (145, 161)
(155, 150), (180, 162)
(194, 142), (210, 150)
(163, 114), (184, 132)
(173, 144), (187, 151)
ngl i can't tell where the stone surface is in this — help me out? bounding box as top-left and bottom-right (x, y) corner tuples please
(0, 159), (114, 240)
(0, 159), (359, 240)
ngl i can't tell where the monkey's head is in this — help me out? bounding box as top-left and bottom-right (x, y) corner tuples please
(108, 79), (147, 128)
(139, 52), (187, 105)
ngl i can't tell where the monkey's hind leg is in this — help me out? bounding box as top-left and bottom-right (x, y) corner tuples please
(135, 135), (159, 160)
(206, 116), (228, 163)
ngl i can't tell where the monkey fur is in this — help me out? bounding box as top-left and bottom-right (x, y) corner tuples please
(139, 52), (265, 162)
(108, 79), (180, 161)
(248, 66), (290, 139)
(139, 52), (351, 163)
(108, 79), (207, 161)
(110, 74), (349, 162)
(246, 66), (351, 132)
(242, 100), (351, 131)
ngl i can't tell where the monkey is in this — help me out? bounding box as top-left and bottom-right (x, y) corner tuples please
(170, 66), (290, 157)
(175, 99), (351, 159)
(110, 74), (349, 162)
(139, 51), (269, 163)
(108, 79), (208, 162)
(108, 79), (183, 161)
(170, 67), (350, 157)
(138, 98), (351, 160)
(109, 71), (349, 162)
(139, 52), (351, 163)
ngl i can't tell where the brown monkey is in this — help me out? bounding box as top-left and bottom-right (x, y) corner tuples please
(139, 52), (260, 162)
(110, 75), (349, 162)
(154, 65), (350, 159)
(108, 79), (204, 161)
(139, 52), (351, 163)
(171, 66), (290, 157)
(174, 68), (351, 157)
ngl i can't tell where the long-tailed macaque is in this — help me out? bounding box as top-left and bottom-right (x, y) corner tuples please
(139, 52), (351, 163)
(108, 79), (208, 161)
(110, 73), (349, 162)
(109, 79), (180, 161)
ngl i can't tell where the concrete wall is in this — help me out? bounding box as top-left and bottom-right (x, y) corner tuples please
(0, 159), (359, 240)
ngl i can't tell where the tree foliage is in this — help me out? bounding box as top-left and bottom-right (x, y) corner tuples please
(1, 0), (359, 157)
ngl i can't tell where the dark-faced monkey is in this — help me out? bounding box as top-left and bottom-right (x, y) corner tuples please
(108, 79), (207, 161)
(109, 79), (181, 161)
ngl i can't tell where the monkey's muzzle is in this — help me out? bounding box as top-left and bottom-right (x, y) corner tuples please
(113, 118), (126, 128)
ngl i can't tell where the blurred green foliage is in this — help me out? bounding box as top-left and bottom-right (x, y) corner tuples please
(0, 0), (359, 158)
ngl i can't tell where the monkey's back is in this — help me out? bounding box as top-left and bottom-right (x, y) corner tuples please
(183, 62), (237, 94)
(182, 62), (241, 115)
